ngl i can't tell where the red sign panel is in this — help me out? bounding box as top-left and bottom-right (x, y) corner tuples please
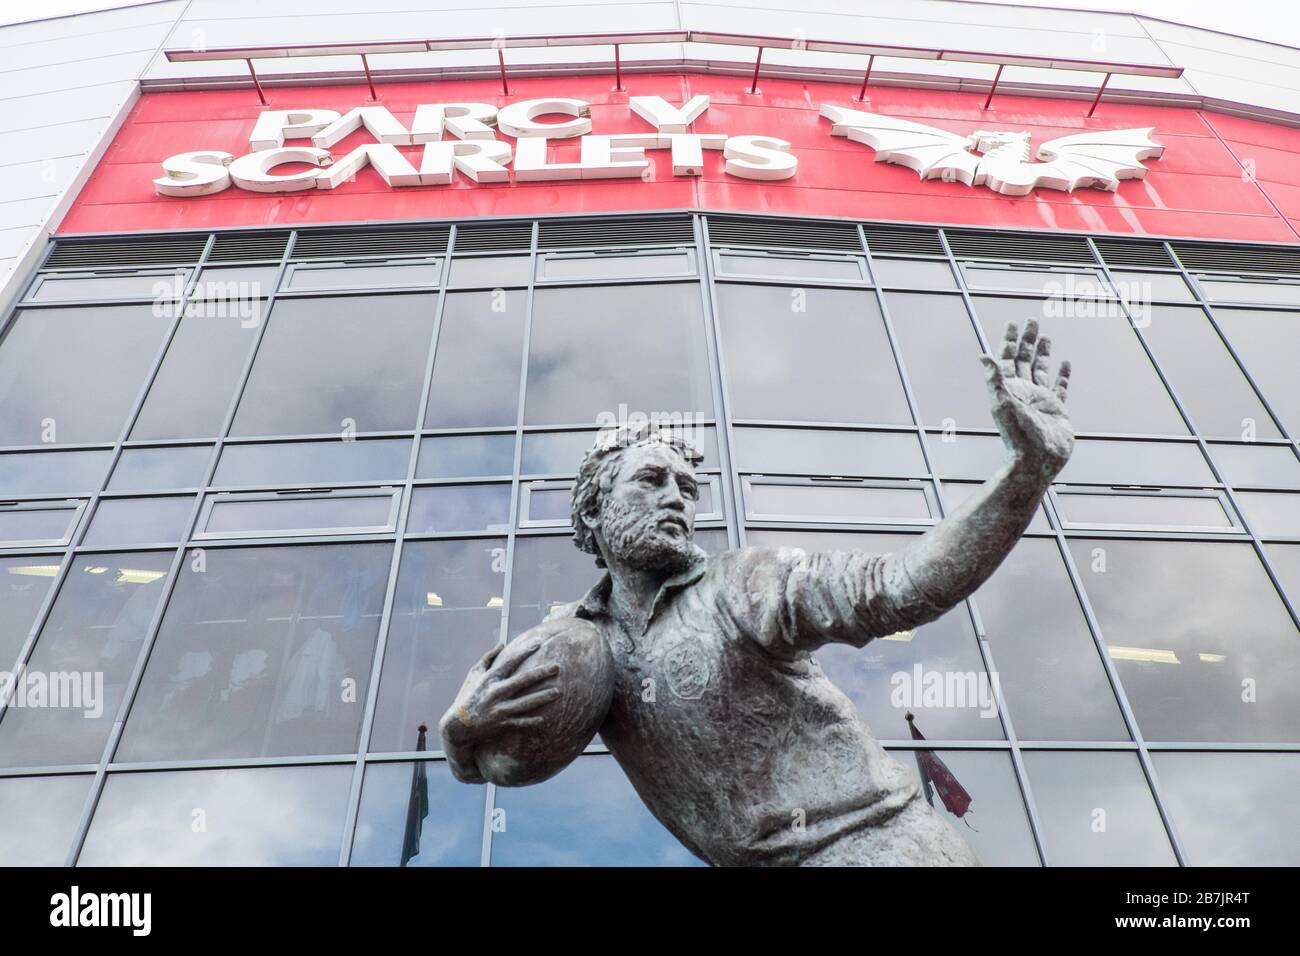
(60, 72), (1300, 243)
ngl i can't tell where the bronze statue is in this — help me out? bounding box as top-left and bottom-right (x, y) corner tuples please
(441, 320), (1072, 866)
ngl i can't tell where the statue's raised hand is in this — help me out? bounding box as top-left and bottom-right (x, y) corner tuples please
(979, 319), (1074, 477)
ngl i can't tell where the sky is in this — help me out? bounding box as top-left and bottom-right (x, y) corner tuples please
(1, 0), (1297, 49)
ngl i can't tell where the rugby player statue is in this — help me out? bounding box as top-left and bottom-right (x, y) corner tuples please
(440, 320), (1073, 866)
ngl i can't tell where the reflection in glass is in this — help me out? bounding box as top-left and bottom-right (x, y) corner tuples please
(975, 538), (1129, 741)
(1264, 544), (1300, 609)
(884, 748), (1038, 865)
(78, 764), (352, 865)
(0, 555), (60, 674)
(1209, 443), (1300, 489)
(926, 433), (1004, 479)
(1210, 308), (1299, 434)
(84, 495), (195, 546)
(747, 483), (931, 522)
(203, 493), (396, 536)
(417, 434), (515, 479)
(0, 552), (172, 768)
(732, 427), (925, 478)
(1140, 306), (1280, 438)
(232, 294), (436, 436)
(1153, 752), (1300, 865)
(131, 313), (258, 440)
(351, 759), (484, 866)
(109, 445), (212, 491)
(0, 449), (111, 496)
(718, 284), (910, 425)
(887, 292), (994, 430)
(0, 774), (93, 865)
(213, 439), (410, 487)
(527, 284), (712, 426)
(407, 485), (511, 534)
(491, 755), (703, 866)
(425, 291), (524, 429)
(0, 504), (80, 546)
(522, 427), (718, 475)
(1070, 539), (1300, 742)
(1054, 491), (1231, 529)
(1022, 751), (1175, 865)
(115, 543), (390, 762)
(1057, 438), (1213, 486)
(971, 297), (1187, 435)
(0, 306), (171, 446)
(370, 538), (506, 753)
(507, 534), (599, 638)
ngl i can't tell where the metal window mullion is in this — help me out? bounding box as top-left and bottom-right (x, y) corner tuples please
(0, 234), (215, 724)
(62, 230), (298, 867)
(336, 225), (457, 868)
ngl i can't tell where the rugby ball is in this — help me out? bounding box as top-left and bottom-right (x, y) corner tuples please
(475, 616), (614, 787)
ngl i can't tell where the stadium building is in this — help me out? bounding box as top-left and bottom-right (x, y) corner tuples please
(0, 0), (1298, 866)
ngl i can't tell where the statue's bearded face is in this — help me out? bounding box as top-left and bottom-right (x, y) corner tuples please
(595, 442), (700, 573)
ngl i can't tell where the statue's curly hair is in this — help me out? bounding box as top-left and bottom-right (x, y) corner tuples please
(571, 421), (703, 568)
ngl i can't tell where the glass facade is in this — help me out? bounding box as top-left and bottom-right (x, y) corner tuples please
(0, 213), (1297, 867)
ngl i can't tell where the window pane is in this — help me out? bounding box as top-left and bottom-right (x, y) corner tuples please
(78, 765), (352, 865)
(447, 255), (531, 289)
(213, 439), (410, 487)
(84, 496), (195, 546)
(962, 265), (1106, 296)
(0, 774), (93, 865)
(1058, 438), (1213, 485)
(884, 749), (1038, 865)
(369, 538), (506, 753)
(526, 284), (713, 426)
(425, 291), (524, 429)
(522, 427), (718, 475)
(1264, 543), (1300, 607)
(1110, 270), (1194, 304)
(718, 284), (910, 425)
(407, 484), (511, 534)
(0, 552), (172, 768)
(733, 427), (925, 478)
(0, 306), (171, 446)
(540, 253), (690, 280)
(871, 258), (955, 289)
(490, 754), (705, 866)
(203, 493), (395, 536)
(887, 292), (994, 429)
(34, 270), (186, 302)
(1055, 491), (1232, 529)
(114, 543), (390, 762)
(970, 297), (1186, 435)
(974, 538), (1128, 740)
(1140, 306), (1279, 438)
(1022, 752), (1175, 865)
(1070, 539), (1300, 742)
(0, 504), (79, 546)
(417, 434), (515, 479)
(717, 253), (864, 281)
(1209, 443), (1300, 489)
(0, 449), (111, 496)
(351, 760), (484, 866)
(131, 313), (259, 440)
(286, 262), (440, 290)
(927, 433), (1004, 479)
(527, 481), (713, 525)
(192, 265), (279, 300)
(507, 534), (598, 638)
(109, 445), (212, 491)
(1153, 752), (1300, 865)
(1235, 491), (1300, 537)
(0, 555), (61, 672)
(1212, 308), (1300, 434)
(232, 294), (436, 436)
(1199, 276), (1300, 306)
(747, 483), (930, 521)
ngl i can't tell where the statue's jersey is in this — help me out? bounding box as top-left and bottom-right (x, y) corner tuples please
(548, 545), (938, 867)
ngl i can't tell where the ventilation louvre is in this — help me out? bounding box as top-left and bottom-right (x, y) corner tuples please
(706, 216), (861, 251)
(944, 230), (1095, 264)
(208, 231), (291, 263)
(1093, 239), (1174, 269)
(1171, 241), (1300, 275)
(46, 234), (208, 269)
(862, 225), (944, 256)
(538, 216), (693, 249)
(291, 225), (450, 260)
(453, 221), (534, 253)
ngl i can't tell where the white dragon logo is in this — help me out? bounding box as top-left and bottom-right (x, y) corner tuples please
(821, 104), (1164, 197)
